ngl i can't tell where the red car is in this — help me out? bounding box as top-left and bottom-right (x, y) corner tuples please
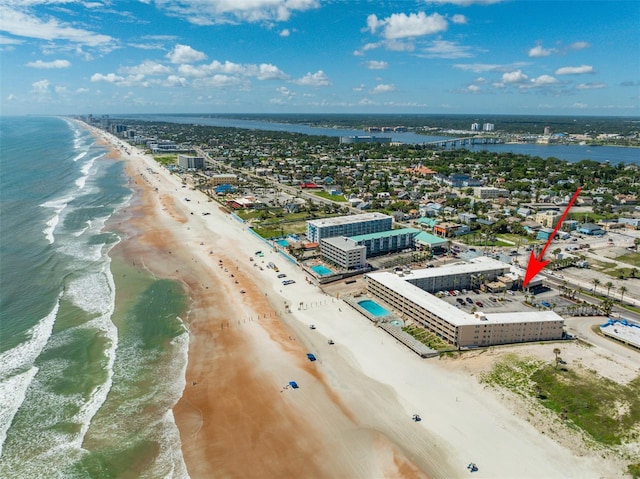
(475, 301), (483, 307)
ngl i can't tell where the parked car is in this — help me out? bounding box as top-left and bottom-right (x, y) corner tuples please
(466, 297), (474, 304)
(476, 301), (484, 307)
(277, 273), (287, 278)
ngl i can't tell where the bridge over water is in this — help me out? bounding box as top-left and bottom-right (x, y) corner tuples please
(422, 136), (504, 148)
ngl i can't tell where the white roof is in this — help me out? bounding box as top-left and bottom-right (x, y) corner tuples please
(394, 256), (508, 281)
(307, 212), (391, 227)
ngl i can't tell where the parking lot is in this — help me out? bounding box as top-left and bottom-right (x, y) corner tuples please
(437, 288), (571, 314)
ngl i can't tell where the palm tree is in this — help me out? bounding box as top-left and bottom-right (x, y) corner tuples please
(619, 285), (628, 304)
(604, 281), (614, 297)
(600, 298), (614, 316)
(591, 278), (601, 295)
(553, 348), (561, 369)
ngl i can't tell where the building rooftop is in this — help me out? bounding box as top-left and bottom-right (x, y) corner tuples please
(349, 227), (419, 242)
(322, 236), (364, 251)
(307, 212), (392, 227)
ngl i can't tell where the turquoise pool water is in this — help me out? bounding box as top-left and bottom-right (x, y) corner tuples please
(276, 239), (288, 247)
(358, 299), (390, 317)
(311, 264), (333, 276)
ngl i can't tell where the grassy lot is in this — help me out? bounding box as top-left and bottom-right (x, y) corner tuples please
(402, 325), (449, 350)
(153, 154), (177, 166)
(480, 352), (640, 474)
(461, 235), (513, 247)
(314, 191), (347, 202)
(615, 252), (640, 268)
(496, 233), (538, 246)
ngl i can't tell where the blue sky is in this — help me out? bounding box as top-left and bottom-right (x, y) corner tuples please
(1, 0), (638, 116)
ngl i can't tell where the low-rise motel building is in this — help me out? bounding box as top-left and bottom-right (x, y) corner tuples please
(365, 257), (564, 348)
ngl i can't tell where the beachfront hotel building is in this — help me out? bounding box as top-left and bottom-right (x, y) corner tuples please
(208, 173), (238, 186)
(319, 237), (367, 270)
(177, 154), (205, 170)
(349, 228), (419, 257)
(306, 213), (393, 244)
(365, 257), (564, 348)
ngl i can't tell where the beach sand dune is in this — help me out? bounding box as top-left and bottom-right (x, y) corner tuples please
(92, 124), (626, 479)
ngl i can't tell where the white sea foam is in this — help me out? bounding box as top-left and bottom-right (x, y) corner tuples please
(75, 154), (102, 190)
(41, 196), (73, 244)
(0, 367), (38, 458)
(0, 298), (60, 381)
(63, 261), (119, 450)
(71, 151), (87, 163)
(0, 299), (59, 457)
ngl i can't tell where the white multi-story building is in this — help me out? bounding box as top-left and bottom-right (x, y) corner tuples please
(471, 123), (480, 131)
(365, 257), (563, 348)
(482, 123), (495, 132)
(177, 154), (205, 169)
(306, 213), (393, 243)
(473, 187), (509, 199)
(320, 237), (367, 270)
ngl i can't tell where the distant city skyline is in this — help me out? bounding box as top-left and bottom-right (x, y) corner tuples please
(1, 0), (638, 116)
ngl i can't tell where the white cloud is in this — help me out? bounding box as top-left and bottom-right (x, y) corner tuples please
(555, 65), (594, 75)
(451, 14), (467, 24)
(572, 102), (588, 109)
(0, 35), (22, 45)
(91, 72), (125, 83)
(293, 70), (331, 86)
(76, 87), (89, 93)
(568, 41), (590, 51)
(26, 59), (71, 69)
(530, 74), (557, 85)
(166, 44), (206, 64)
(279, 29), (290, 37)
(421, 40), (473, 58)
(120, 61), (172, 76)
(0, 6), (112, 47)
(353, 83), (365, 92)
(370, 83), (396, 94)
(453, 62), (529, 73)
(153, 0), (320, 25)
(276, 86), (295, 99)
(31, 79), (50, 94)
(366, 60), (388, 70)
(177, 60), (288, 81)
(576, 82), (606, 90)
(164, 75), (188, 87)
(502, 70), (528, 83)
(528, 45), (554, 57)
(366, 12), (448, 39)
(467, 84), (480, 92)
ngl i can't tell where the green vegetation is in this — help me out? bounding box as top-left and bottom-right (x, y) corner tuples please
(480, 353), (640, 449)
(153, 154), (177, 166)
(402, 325), (449, 350)
(314, 190), (347, 202)
(628, 463), (640, 479)
(615, 252), (640, 268)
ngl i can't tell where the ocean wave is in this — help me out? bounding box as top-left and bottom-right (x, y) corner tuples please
(0, 299), (60, 457)
(0, 298), (60, 381)
(0, 367), (38, 458)
(41, 196), (74, 244)
(71, 151), (87, 163)
(75, 153), (103, 190)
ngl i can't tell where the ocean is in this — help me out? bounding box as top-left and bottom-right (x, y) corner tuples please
(0, 116), (190, 478)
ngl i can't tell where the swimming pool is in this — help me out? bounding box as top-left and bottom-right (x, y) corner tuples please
(276, 239), (289, 247)
(311, 264), (333, 276)
(358, 299), (391, 317)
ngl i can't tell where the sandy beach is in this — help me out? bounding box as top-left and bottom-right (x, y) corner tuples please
(91, 125), (630, 479)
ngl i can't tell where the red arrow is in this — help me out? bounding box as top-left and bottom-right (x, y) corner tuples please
(522, 187), (582, 288)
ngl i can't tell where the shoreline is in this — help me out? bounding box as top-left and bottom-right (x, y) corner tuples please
(86, 121), (630, 478)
